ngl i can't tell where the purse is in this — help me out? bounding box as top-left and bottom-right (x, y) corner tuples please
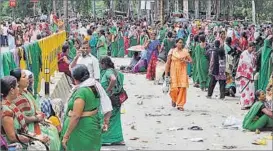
(109, 70), (128, 107)
(16, 133), (49, 151)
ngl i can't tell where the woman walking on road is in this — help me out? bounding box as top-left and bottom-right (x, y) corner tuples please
(146, 31), (161, 80)
(100, 56), (125, 145)
(165, 38), (192, 111)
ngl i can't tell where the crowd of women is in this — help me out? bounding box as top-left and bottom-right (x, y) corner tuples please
(1, 16), (273, 150)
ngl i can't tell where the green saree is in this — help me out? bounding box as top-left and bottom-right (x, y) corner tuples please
(191, 42), (199, 83)
(100, 69), (124, 144)
(90, 32), (99, 57)
(111, 39), (119, 57)
(128, 36), (138, 58)
(68, 40), (77, 59)
(258, 39), (273, 91)
(117, 32), (125, 57)
(18, 91), (60, 150)
(243, 101), (273, 131)
(195, 44), (210, 88)
(60, 87), (102, 151)
(97, 35), (108, 59)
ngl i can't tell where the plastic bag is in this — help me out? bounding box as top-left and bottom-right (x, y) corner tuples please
(162, 76), (170, 94)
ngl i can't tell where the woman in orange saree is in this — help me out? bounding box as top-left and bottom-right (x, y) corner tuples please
(165, 39), (192, 111)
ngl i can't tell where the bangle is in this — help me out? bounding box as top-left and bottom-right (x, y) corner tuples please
(34, 116), (39, 122)
(64, 135), (69, 139)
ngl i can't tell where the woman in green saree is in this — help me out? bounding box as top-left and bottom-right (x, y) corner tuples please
(243, 90), (273, 131)
(61, 64), (103, 151)
(97, 30), (108, 59)
(90, 31), (99, 57)
(258, 35), (273, 91)
(68, 39), (77, 59)
(110, 26), (119, 57)
(10, 69), (60, 150)
(195, 35), (210, 90)
(128, 27), (139, 58)
(100, 56), (125, 145)
(117, 27), (125, 57)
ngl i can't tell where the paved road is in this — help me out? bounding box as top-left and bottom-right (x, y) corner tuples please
(101, 58), (272, 150)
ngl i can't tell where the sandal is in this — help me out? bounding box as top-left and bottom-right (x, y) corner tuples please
(111, 141), (126, 146)
(177, 107), (184, 111)
(172, 102), (176, 107)
(188, 126), (203, 131)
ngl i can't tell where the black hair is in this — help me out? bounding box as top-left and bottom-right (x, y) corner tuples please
(100, 30), (105, 36)
(37, 34), (42, 40)
(226, 37), (232, 45)
(176, 38), (183, 44)
(62, 44), (69, 53)
(1, 76), (17, 98)
(10, 69), (22, 82)
(194, 35), (199, 42)
(241, 32), (247, 39)
(71, 64), (90, 83)
(199, 35), (206, 43)
(167, 31), (173, 38)
(214, 40), (221, 48)
(87, 29), (92, 36)
(100, 56), (115, 69)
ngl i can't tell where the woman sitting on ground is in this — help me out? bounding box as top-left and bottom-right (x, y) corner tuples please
(1, 76), (49, 149)
(10, 69), (60, 150)
(243, 90), (273, 132)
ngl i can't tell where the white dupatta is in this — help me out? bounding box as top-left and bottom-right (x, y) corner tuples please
(72, 78), (113, 114)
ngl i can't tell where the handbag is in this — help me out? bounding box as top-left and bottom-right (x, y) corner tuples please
(16, 132), (49, 151)
(109, 70), (128, 107)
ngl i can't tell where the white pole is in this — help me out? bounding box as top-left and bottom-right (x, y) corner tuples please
(252, 0), (256, 25)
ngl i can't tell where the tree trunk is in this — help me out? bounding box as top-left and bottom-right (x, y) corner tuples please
(63, 0), (68, 26)
(206, 0), (211, 19)
(216, 0), (220, 20)
(195, 0), (199, 19)
(137, 0), (141, 19)
(252, 0), (256, 24)
(53, 0), (56, 14)
(160, 0), (164, 24)
(183, 0), (189, 19)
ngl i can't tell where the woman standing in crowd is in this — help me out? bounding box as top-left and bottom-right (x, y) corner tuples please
(146, 31), (161, 80)
(90, 30), (99, 57)
(10, 69), (60, 150)
(128, 26), (139, 58)
(124, 27), (130, 56)
(15, 25), (24, 47)
(97, 29), (108, 59)
(117, 27), (125, 57)
(61, 64), (103, 151)
(236, 42), (256, 110)
(1, 76), (49, 149)
(165, 38), (192, 111)
(100, 57), (125, 145)
(207, 40), (226, 99)
(195, 35), (210, 91)
(58, 44), (72, 78)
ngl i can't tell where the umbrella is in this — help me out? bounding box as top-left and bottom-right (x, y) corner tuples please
(127, 45), (145, 52)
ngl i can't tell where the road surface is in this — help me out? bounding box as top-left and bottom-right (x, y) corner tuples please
(102, 58), (272, 150)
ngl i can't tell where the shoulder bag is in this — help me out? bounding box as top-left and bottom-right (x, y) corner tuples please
(109, 69), (128, 107)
